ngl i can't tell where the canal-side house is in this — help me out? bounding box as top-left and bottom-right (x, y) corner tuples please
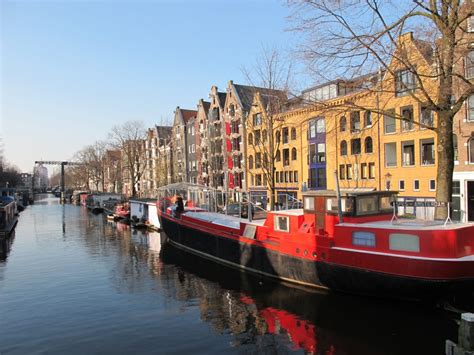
(196, 99), (211, 186)
(121, 139), (146, 197)
(171, 107), (197, 183)
(208, 86), (227, 189)
(186, 111), (199, 184)
(452, 11), (474, 222)
(143, 127), (158, 196)
(155, 125), (173, 187)
(104, 149), (122, 193)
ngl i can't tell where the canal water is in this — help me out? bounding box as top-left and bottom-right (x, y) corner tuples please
(0, 194), (465, 354)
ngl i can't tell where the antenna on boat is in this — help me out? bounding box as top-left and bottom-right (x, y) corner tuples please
(334, 170), (343, 224)
(443, 202), (453, 227)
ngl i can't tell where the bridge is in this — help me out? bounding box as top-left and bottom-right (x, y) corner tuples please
(34, 161), (82, 202)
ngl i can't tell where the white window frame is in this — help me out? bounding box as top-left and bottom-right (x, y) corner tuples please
(413, 179), (420, 191)
(429, 179), (436, 191)
(274, 215), (290, 233)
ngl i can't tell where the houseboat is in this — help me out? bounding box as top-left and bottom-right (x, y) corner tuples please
(129, 198), (160, 230)
(157, 185), (474, 301)
(0, 196), (18, 238)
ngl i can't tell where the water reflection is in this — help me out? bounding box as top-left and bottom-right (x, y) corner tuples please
(158, 240), (457, 355)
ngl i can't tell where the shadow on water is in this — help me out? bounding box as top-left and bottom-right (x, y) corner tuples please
(158, 237), (458, 355)
(0, 231), (15, 262)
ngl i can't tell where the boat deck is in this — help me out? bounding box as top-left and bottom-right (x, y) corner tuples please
(339, 219), (474, 231)
(184, 211), (266, 229)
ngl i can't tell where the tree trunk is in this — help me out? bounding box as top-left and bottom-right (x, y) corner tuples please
(434, 110), (454, 220)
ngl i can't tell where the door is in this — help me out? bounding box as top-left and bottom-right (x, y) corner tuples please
(468, 181), (474, 222)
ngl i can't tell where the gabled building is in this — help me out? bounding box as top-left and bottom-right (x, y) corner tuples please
(208, 86), (227, 189)
(223, 80), (287, 198)
(155, 125), (173, 187)
(196, 99), (211, 186)
(172, 107), (197, 183)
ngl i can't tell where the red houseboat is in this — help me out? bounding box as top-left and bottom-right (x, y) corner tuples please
(158, 188), (474, 301)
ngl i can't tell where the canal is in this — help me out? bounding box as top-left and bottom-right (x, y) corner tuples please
(0, 194), (464, 354)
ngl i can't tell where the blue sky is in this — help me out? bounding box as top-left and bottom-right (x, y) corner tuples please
(1, 0), (300, 172)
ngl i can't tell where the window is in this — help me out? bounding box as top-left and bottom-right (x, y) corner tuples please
(384, 109), (396, 134)
(283, 149), (290, 166)
(248, 133), (253, 145)
(291, 127), (296, 140)
(350, 111), (361, 132)
(346, 164), (352, 180)
(291, 148), (297, 161)
(340, 141), (347, 156)
(385, 143), (397, 167)
(304, 197), (315, 210)
(294, 171), (298, 182)
(276, 171), (279, 183)
(308, 120), (316, 139)
(369, 162), (375, 179)
(364, 111), (372, 127)
(309, 168), (317, 187)
(274, 215), (290, 232)
(352, 231), (376, 247)
(316, 119), (325, 133)
(453, 134), (458, 161)
(262, 130), (267, 143)
(467, 51), (474, 79)
(284, 171), (288, 183)
(365, 137), (373, 153)
(339, 164), (346, 180)
(357, 196), (378, 214)
(420, 107), (434, 128)
(229, 104), (235, 117)
(340, 116), (347, 132)
(309, 144), (316, 164)
(317, 143), (326, 162)
(453, 180), (460, 194)
(248, 155), (254, 169)
(351, 138), (361, 155)
(399, 180), (405, 191)
(289, 171), (293, 183)
(401, 106), (414, 131)
(429, 179), (436, 191)
(395, 69), (416, 96)
(468, 95), (474, 122)
(389, 233), (420, 252)
(402, 141), (415, 166)
(275, 131), (281, 145)
(276, 150), (281, 162)
(421, 139), (435, 165)
(283, 127), (289, 144)
(317, 168), (326, 188)
(253, 113), (262, 126)
(413, 179), (420, 191)
(254, 130), (261, 145)
(256, 153), (261, 168)
(361, 163), (367, 179)
(256, 174), (262, 186)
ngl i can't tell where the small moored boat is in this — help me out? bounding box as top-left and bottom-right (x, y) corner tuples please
(0, 196), (18, 238)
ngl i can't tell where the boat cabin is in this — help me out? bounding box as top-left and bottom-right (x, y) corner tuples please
(302, 190), (397, 236)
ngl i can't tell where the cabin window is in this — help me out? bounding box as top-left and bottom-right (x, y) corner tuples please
(304, 196), (315, 210)
(326, 197), (353, 213)
(356, 196), (378, 215)
(274, 215), (290, 232)
(389, 233), (420, 252)
(379, 196), (393, 211)
(352, 231), (376, 247)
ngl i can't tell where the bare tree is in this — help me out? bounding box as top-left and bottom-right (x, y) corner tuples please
(242, 46), (293, 210)
(109, 121), (146, 197)
(290, 0), (474, 219)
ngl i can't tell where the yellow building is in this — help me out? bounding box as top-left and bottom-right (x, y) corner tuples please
(245, 32), (441, 211)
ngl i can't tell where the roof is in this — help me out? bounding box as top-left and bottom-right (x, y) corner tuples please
(180, 109), (197, 123)
(233, 83), (287, 112)
(156, 125), (172, 139)
(203, 101), (210, 113)
(217, 92), (227, 108)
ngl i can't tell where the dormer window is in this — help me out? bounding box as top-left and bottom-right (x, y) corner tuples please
(395, 69), (416, 96)
(229, 104), (235, 117)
